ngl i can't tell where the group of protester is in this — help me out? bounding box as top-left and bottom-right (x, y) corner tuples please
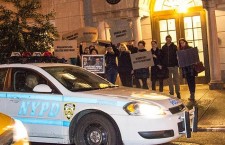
(77, 35), (197, 103)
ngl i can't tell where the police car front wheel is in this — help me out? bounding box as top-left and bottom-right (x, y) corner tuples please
(73, 113), (118, 145)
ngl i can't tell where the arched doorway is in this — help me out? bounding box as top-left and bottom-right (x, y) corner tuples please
(150, 0), (209, 84)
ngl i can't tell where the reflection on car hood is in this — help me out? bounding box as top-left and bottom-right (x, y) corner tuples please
(82, 87), (182, 109)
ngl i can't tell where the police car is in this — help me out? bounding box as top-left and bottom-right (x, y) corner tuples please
(0, 63), (198, 145)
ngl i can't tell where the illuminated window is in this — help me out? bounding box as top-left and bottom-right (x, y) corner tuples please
(159, 19), (177, 47)
(154, 0), (202, 12)
(184, 16), (205, 76)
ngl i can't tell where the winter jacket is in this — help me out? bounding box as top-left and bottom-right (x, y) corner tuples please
(118, 51), (132, 73)
(151, 48), (162, 80)
(127, 45), (138, 54)
(161, 42), (178, 67)
(105, 45), (119, 73)
(133, 48), (150, 79)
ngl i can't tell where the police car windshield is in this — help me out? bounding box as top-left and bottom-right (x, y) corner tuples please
(43, 66), (116, 91)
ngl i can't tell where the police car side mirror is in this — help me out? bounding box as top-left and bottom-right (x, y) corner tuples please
(33, 84), (52, 93)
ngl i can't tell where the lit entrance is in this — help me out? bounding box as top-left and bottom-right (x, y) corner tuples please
(151, 0), (209, 83)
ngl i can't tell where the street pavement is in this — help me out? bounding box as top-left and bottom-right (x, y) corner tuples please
(161, 84), (225, 145)
(164, 84), (225, 130)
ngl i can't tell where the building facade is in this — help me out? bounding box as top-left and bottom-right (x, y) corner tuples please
(6, 0), (225, 89)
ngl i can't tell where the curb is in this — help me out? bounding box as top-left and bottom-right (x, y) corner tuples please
(171, 142), (200, 145)
(197, 126), (225, 132)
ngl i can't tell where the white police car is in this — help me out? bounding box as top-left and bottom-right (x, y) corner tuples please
(0, 63), (197, 145)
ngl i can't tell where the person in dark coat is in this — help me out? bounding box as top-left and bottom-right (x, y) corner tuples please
(127, 40), (138, 54)
(151, 40), (164, 92)
(133, 40), (149, 89)
(76, 44), (90, 66)
(105, 44), (119, 84)
(89, 46), (106, 78)
(126, 41), (139, 87)
(161, 35), (181, 98)
(118, 43), (132, 87)
(178, 38), (197, 102)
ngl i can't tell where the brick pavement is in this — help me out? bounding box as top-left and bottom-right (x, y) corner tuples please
(164, 84), (225, 129)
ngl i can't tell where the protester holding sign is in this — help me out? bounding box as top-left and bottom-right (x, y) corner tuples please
(126, 41), (139, 87)
(105, 44), (119, 84)
(133, 40), (149, 89)
(89, 47), (106, 78)
(127, 40), (138, 54)
(83, 47), (91, 54)
(90, 47), (99, 55)
(178, 38), (197, 103)
(77, 44), (91, 66)
(161, 35), (181, 99)
(150, 40), (167, 92)
(118, 43), (132, 87)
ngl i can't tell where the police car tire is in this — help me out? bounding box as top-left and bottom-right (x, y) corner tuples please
(73, 113), (117, 145)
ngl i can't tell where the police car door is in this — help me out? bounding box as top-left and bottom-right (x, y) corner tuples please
(6, 68), (64, 140)
(0, 68), (9, 114)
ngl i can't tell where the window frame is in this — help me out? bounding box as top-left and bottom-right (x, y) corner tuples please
(10, 67), (62, 94)
(0, 68), (9, 92)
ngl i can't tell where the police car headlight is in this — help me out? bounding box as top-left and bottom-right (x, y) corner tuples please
(124, 102), (166, 116)
(13, 119), (29, 143)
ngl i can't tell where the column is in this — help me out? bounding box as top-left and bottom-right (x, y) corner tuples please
(203, 0), (224, 89)
(132, 17), (142, 47)
(98, 21), (106, 40)
(83, 0), (93, 26)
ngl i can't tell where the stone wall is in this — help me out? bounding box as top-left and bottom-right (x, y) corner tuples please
(90, 0), (152, 48)
(41, 0), (85, 39)
(39, 0), (152, 47)
(91, 0), (139, 22)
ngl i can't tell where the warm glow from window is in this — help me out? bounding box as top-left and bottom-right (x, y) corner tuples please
(154, 0), (202, 12)
(177, 5), (188, 13)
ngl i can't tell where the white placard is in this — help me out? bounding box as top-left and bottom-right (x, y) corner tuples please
(109, 19), (133, 44)
(130, 51), (154, 70)
(110, 28), (133, 44)
(62, 27), (98, 42)
(54, 40), (78, 62)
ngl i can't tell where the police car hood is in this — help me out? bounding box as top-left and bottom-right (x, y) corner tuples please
(82, 87), (182, 109)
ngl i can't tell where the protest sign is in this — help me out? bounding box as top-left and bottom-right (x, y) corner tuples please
(110, 28), (133, 44)
(62, 27), (98, 42)
(53, 40), (78, 62)
(109, 19), (133, 44)
(177, 47), (199, 67)
(82, 55), (105, 74)
(130, 51), (154, 70)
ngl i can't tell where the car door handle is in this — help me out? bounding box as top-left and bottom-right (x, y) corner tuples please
(10, 99), (20, 103)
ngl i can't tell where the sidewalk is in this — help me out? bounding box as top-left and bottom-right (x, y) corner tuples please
(164, 84), (225, 130)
